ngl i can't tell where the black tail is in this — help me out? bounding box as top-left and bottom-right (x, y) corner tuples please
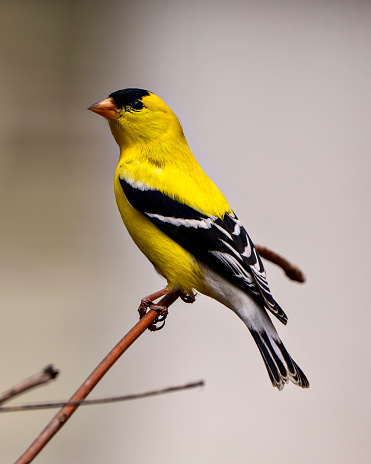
(250, 329), (309, 390)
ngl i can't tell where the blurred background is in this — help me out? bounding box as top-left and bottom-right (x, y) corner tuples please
(1, 0), (370, 462)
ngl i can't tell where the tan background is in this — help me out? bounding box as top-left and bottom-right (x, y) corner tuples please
(1, 0), (370, 462)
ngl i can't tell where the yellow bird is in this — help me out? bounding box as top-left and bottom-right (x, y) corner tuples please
(89, 88), (309, 390)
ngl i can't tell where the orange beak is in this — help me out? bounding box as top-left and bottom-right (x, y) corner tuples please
(88, 97), (120, 120)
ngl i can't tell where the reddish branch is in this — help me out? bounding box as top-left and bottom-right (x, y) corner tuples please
(255, 245), (305, 283)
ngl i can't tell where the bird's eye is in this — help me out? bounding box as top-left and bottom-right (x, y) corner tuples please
(130, 100), (144, 110)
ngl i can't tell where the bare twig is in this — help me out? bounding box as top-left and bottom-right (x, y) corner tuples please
(0, 365), (59, 405)
(14, 291), (180, 464)
(0, 381), (204, 413)
(255, 245), (305, 283)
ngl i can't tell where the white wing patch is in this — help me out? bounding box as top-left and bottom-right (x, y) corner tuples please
(231, 218), (242, 236)
(146, 213), (215, 229)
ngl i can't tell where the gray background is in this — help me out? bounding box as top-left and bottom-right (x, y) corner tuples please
(1, 0), (370, 463)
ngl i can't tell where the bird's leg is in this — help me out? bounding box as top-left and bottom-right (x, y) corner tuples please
(138, 288), (169, 318)
(138, 288), (173, 331)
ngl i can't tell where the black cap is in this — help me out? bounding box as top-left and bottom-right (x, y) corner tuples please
(109, 88), (150, 109)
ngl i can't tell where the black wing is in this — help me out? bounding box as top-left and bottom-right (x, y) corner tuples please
(120, 178), (287, 324)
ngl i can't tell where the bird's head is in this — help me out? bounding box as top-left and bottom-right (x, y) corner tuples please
(88, 88), (184, 149)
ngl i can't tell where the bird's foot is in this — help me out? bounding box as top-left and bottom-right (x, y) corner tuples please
(138, 294), (169, 331)
(138, 288), (193, 331)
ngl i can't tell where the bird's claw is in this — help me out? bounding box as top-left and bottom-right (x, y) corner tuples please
(138, 299), (169, 331)
(180, 292), (195, 304)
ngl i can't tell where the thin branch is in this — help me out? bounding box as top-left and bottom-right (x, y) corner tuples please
(0, 381), (204, 413)
(255, 245), (305, 283)
(0, 365), (59, 405)
(14, 291), (180, 464)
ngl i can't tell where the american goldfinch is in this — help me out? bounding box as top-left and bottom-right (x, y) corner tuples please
(88, 88), (309, 390)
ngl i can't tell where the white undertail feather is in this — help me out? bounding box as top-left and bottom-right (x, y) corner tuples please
(199, 263), (309, 390)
